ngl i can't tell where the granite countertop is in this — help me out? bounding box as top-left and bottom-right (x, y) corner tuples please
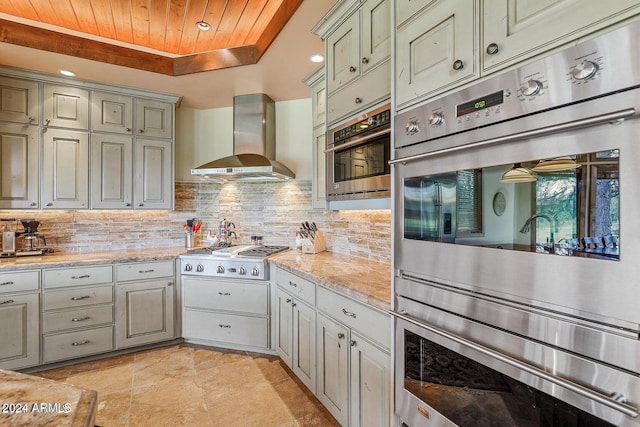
(0, 369), (96, 427)
(0, 246), (392, 313)
(0, 247), (185, 272)
(270, 250), (392, 312)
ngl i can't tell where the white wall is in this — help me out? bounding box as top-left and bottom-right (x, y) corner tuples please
(175, 98), (313, 181)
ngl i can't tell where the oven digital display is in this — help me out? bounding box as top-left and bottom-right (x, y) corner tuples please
(456, 90), (504, 117)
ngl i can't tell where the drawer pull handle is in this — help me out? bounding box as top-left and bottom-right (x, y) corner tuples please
(138, 269), (155, 273)
(342, 308), (357, 318)
(289, 281), (297, 287)
(72, 275), (90, 279)
(218, 324), (231, 328)
(218, 292), (231, 296)
(338, 333), (345, 339)
(72, 340), (90, 346)
(0, 299), (15, 305)
(71, 295), (91, 301)
(71, 316), (91, 322)
(0, 281), (14, 286)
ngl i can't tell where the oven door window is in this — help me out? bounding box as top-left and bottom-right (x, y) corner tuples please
(333, 136), (390, 182)
(402, 150), (619, 260)
(404, 329), (615, 426)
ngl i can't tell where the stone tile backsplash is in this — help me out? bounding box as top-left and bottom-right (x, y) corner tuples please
(0, 181), (391, 263)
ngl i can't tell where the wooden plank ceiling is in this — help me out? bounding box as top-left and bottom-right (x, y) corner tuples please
(0, 0), (303, 75)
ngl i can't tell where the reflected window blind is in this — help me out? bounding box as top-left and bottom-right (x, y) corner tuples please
(457, 170), (483, 234)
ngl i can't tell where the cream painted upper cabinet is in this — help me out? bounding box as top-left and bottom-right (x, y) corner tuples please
(482, 0), (640, 74)
(326, 0), (391, 95)
(0, 124), (39, 209)
(135, 99), (172, 139)
(91, 133), (133, 209)
(0, 76), (39, 125)
(91, 91), (134, 135)
(395, 0), (479, 111)
(134, 138), (172, 209)
(43, 84), (89, 130)
(42, 129), (89, 209)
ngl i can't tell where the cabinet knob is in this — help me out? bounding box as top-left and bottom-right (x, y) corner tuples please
(292, 302), (297, 307)
(139, 129), (145, 133)
(350, 340), (357, 347)
(354, 97), (362, 104)
(452, 59), (464, 70)
(167, 281), (174, 286)
(361, 57), (369, 64)
(44, 118), (51, 126)
(29, 202), (36, 206)
(286, 298), (292, 303)
(125, 203), (131, 207)
(486, 43), (499, 55)
(125, 128), (131, 132)
(28, 117), (35, 123)
(349, 66), (357, 73)
(338, 333), (345, 339)
(46, 202), (53, 207)
(0, 299), (15, 305)
(138, 203), (144, 207)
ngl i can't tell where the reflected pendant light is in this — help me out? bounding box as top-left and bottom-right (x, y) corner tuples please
(532, 156), (581, 172)
(500, 163), (537, 183)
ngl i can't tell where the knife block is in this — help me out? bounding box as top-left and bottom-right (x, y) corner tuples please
(302, 230), (326, 254)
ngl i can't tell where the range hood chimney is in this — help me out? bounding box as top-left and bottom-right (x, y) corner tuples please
(191, 94), (295, 181)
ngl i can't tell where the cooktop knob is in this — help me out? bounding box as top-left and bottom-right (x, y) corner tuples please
(239, 266), (247, 275)
(405, 119), (420, 135)
(216, 265), (225, 274)
(428, 112), (445, 126)
(571, 60), (598, 80)
(251, 266), (260, 276)
(520, 79), (543, 96)
(184, 264), (192, 272)
(196, 264), (204, 272)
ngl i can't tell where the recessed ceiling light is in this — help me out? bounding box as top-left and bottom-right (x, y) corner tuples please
(196, 21), (211, 31)
(59, 69), (75, 77)
(310, 54), (324, 63)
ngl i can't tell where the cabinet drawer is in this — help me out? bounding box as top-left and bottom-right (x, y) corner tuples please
(43, 326), (114, 363)
(184, 310), (268, 348)
(43, 304), (114, 333)
(317, 286), (390, 349)
(327, 60), (390, 125)
(116, 260), (174, 282)
(0, 271), (39, 293)
(44, 265), (113, 289)
(183, 277), (268, 315)
(275, 268), (316, 306)
(44, 285), (113, 311)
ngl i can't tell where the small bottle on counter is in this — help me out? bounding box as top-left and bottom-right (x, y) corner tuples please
(295, 231), (302, 251)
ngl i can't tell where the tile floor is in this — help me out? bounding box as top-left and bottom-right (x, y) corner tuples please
(34, 344), (340, 427)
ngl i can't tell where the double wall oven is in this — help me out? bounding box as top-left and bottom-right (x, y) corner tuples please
(391, 22), (640, 427)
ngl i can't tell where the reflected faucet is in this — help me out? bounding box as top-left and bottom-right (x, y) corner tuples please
(520, 213), (558, 253)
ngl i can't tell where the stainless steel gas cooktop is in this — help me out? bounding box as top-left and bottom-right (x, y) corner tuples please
(179, 245), (289, 280)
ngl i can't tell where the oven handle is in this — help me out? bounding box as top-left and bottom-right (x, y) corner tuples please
(389, 108), (636, 165)
(390, 309), (639, 419)
(324, 128), (390, 154)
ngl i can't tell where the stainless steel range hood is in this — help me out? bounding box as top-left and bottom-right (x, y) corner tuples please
(191, 93), (296, 181)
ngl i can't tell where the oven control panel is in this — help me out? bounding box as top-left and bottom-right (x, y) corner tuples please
(393, 20), (633, 151)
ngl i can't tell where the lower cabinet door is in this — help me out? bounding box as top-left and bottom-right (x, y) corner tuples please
(316, 313), (349, 426)
(275, 288), (293, 367)
(349, 332), (390, 427)
(293, 299), (316, 393)
(0, 293), (39, 369)
(116, 279), (175, 348)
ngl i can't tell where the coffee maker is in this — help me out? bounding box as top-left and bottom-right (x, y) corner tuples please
(1, 219), (50, 257)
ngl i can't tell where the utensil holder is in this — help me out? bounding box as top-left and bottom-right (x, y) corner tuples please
(185, 232), (194, 249)
(302, 230), (326, 254)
